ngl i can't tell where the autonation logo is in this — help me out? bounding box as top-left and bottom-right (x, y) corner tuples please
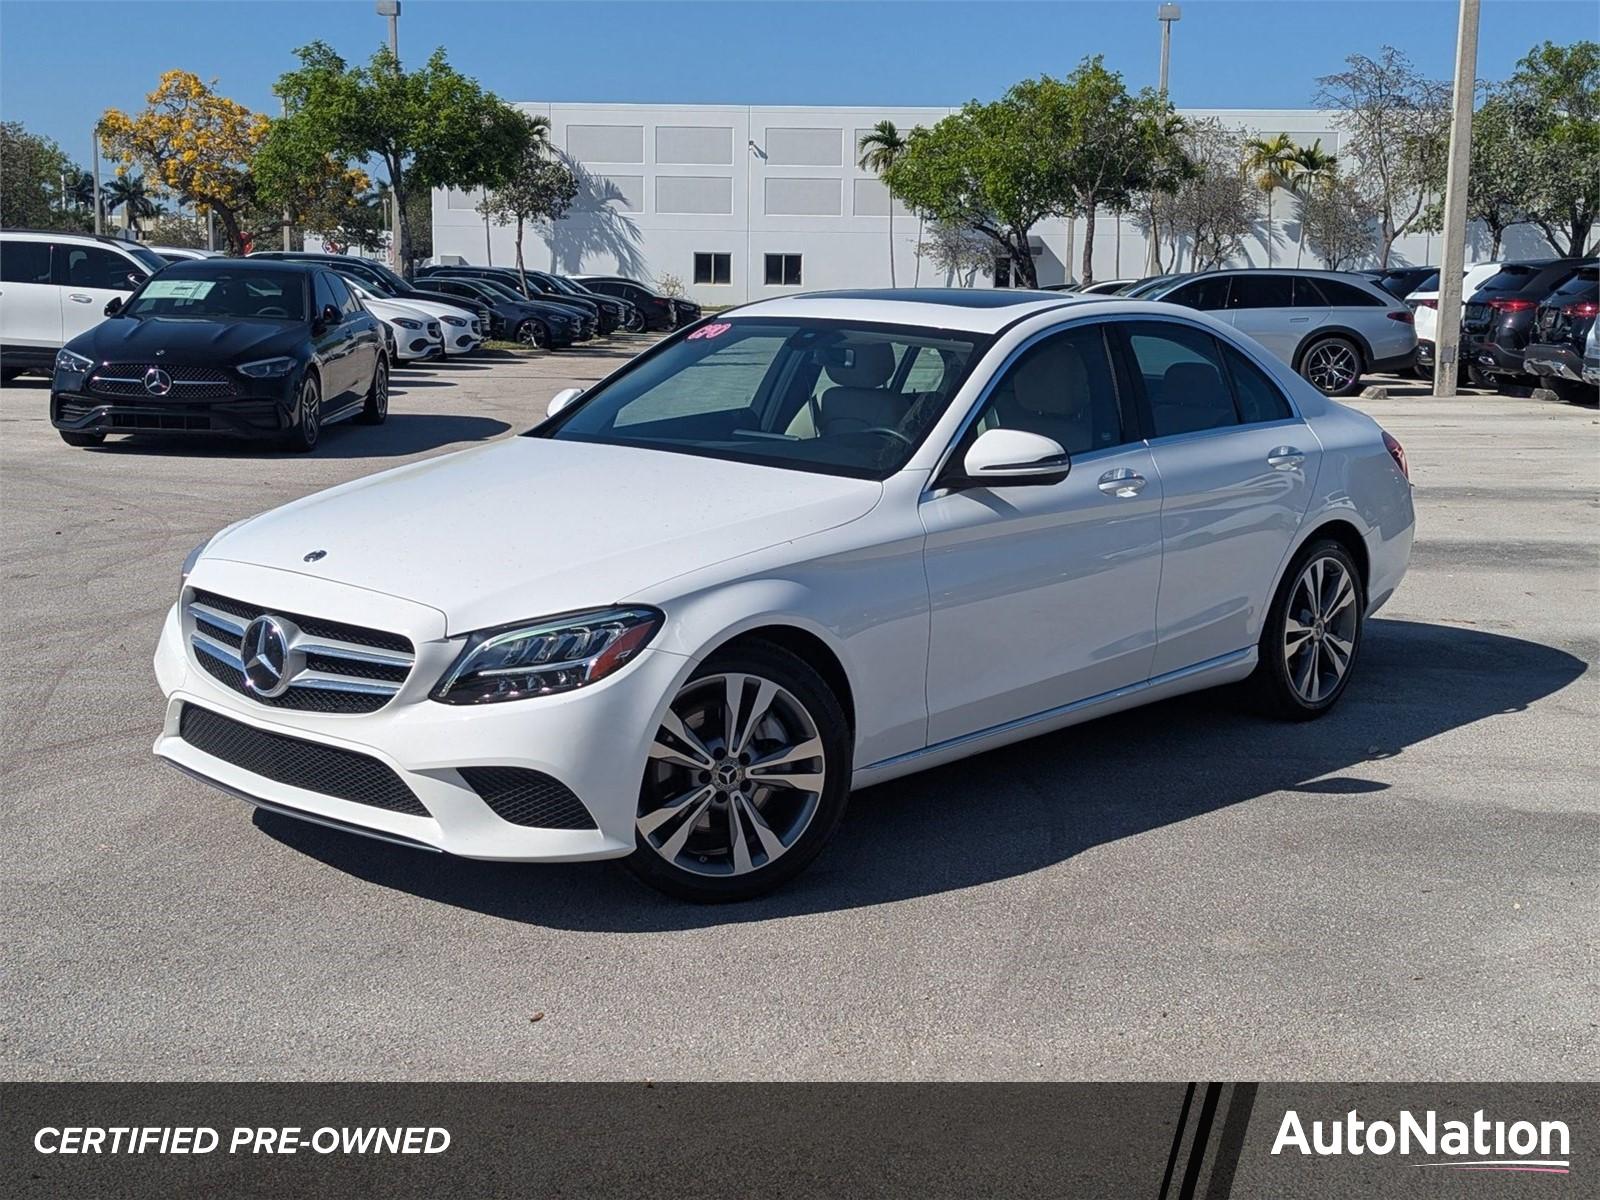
(1272, 1108), (1571, 1175)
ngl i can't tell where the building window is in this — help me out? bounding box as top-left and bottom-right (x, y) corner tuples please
(993, 257), (1012, 288)
(764, 254), (802, 286)
(694, 252), (731, 285)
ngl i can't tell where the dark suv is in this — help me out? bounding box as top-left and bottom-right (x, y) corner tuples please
(573, 275), (701, 331)
(1462, 258), (1594, 385)
(1521, 266), (1598, 400)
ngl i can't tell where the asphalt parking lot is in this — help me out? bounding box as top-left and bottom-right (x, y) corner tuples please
(2, 349), (1595, 1082)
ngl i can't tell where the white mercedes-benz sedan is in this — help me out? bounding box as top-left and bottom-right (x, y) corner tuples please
(155, 289), (1415, 901)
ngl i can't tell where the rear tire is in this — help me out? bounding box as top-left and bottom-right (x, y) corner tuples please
(1299, 336), (1364, 397)
(1248, 538), (1366, 721)
(623, 643), (852, 902)
(356, 356), (389, 425)
(59, 430), (105, 447)
(515, 319), (548, 349)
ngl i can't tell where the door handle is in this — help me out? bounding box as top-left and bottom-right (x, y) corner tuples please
(69, 294), (94, 303)
(1289, 316), (1310, 324)
(1098, 468), (1147, 497)
(1267, 447), (1306, 470)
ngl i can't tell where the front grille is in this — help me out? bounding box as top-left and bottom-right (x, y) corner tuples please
(186, 588), (415, 714)
(179, 703), (428, 817)
(91, 363), (236, 401)
(458, 767), (596, 830)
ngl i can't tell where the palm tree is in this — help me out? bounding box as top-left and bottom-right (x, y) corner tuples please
(102, 172), (160, 236)
(1242, 132), (1298, 267)
(1287, 140), (1339, 267)
(64, 169), (98, 214)
(857, 120), (907, 287)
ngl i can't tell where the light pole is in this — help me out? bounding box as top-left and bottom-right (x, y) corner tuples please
(91, 128), (103, 235)
(1147, 4), (1181, 274)
(1433, 0), (1480, 398)
(377, 0), (402, 269)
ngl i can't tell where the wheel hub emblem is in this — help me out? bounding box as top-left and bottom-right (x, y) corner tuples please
(240, 616), (293, 697)
(142, 366), (172, 396)
(713, 761), (742, 790)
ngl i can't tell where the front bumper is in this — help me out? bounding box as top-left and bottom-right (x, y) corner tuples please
(52, 374), (297, 438)
(395, 335), (444, 362)
(152, 570), (691, 861)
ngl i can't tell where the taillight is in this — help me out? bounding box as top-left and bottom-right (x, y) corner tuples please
(1487, 297), (1535, 313)
(1386, 309), (1414, 324)
(1382, 430), (1409, 481)
(1561, 301), (1599, 317)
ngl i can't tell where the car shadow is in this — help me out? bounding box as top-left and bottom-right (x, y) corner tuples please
(83, 412), (511, 459)
(252, 618), (1587, 930)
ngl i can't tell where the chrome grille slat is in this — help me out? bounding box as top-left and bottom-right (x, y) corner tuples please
(183, 589), (416, 714)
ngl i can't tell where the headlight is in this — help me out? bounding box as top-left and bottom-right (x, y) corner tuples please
(441, 315), (467, 327)
(394, 318), (423, 330)
(431, 607), (662, 705)
(237, 356), (296, 378)
(54, 348), (94, 388)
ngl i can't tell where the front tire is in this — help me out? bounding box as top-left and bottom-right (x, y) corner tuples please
(59, 429), (105, 447)
(356, 356), (389, 425)
(624, 308), (646, 333)
(515, 319), (548, 349)
(282, 372), (322, 452)
(624, 643), (852, 902)
(1249, 538), (1365, 720)
(1300, 335), (1364, 397)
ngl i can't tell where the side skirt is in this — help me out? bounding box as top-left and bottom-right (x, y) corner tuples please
(852, 647), (1258, 790)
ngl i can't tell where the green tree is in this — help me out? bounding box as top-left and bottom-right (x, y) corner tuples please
(268, 42), (527, 274)
(1242, 132), (1299, 267)
(1301, 170), (1377, 269)
(884, 81), (1076, 288)
(0, 121), (78, 228)
(1287, 139), (1338, 266)
(1127, 109), (1196, 273)
(477, 114), (578, 292)
(857, 120), (908, 286)
(1316, 47), (1450, 267)
(1506, 40), (1600, 255)
(103, 172), (161, 236)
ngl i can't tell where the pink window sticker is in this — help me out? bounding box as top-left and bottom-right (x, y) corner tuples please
(687, 322), (732, 341)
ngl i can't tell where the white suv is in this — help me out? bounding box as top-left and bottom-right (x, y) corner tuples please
(0, 230), (169, 380)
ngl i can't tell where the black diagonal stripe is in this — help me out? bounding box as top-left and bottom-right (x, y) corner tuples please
(1158, 1083), (1197, 1200)
(1177, 1082), (1224, 1200)
(1204, 1083), (1259, 1200)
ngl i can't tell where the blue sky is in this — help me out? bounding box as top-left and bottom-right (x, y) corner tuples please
(0, 0), (1588, 171)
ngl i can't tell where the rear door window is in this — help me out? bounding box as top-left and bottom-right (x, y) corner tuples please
(0, 240), (51, 283)
(1220, 343), (1294, 423)
(1227, 275), (1294, 309)
(1122, 322), (1240, 437)
(62, 245), (142, 290)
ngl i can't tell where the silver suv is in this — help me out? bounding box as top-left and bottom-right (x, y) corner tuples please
(1142, 270), (1418, 396)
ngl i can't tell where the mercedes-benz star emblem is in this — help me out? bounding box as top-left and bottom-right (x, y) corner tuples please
(303, 550), (327, 563)
(240, 616), (293, 697)
(142, 366), (173, 397)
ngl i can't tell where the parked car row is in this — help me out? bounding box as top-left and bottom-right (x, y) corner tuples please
(1408, 258), (1596, 399)
(0, 229), (690, 451)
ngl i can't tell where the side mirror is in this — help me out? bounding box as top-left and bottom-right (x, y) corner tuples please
(319, 303), (342, 327)
(949, 428), (1070, 488)
(125, 271), (148, 291)
(103, 296), (124, 317)
(547, 387), (583, 417)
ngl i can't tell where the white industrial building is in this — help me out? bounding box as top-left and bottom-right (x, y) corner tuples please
(431, 101), (1522, 304)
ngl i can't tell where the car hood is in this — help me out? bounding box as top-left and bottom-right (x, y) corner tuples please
(206, 437), (883, 634)
(71, 315), (300, 363)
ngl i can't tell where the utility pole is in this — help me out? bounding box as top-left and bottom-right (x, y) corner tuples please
(282, 97), (292, 250)
(377, 1), (403, 271)
(92, 129), (103, 235)
(1433, 0), (1480, 398)
(1148, 4), (1181, 275)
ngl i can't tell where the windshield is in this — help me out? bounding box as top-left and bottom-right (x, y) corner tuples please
(124, 267), (305, 320)
(539, 318), (988, 479)
(338, 270), (393, 298)
(540, 274), (583, 295)
(470, 278), (531, 303)
(126, 244), (169, 274)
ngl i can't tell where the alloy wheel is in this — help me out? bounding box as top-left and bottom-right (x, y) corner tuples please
(300, 377), (321, 447)
(1283, 555), (1358, 704)
(638, 672), (827, 878)
(517, 319), (547, 349)
(1303, 341), (1360, 394)
(373, 359), (388, 417)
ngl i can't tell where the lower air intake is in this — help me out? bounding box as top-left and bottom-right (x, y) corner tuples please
(458, 766), (596, 830)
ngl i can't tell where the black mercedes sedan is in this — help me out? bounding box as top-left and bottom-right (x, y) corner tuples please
(51, 259), (387, 452)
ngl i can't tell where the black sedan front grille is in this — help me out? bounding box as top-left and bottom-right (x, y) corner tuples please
(179, 703), (428, 817)
(91, 363), (236, 401)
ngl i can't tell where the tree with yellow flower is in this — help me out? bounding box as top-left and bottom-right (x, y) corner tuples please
(98, 70), (268, 254)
